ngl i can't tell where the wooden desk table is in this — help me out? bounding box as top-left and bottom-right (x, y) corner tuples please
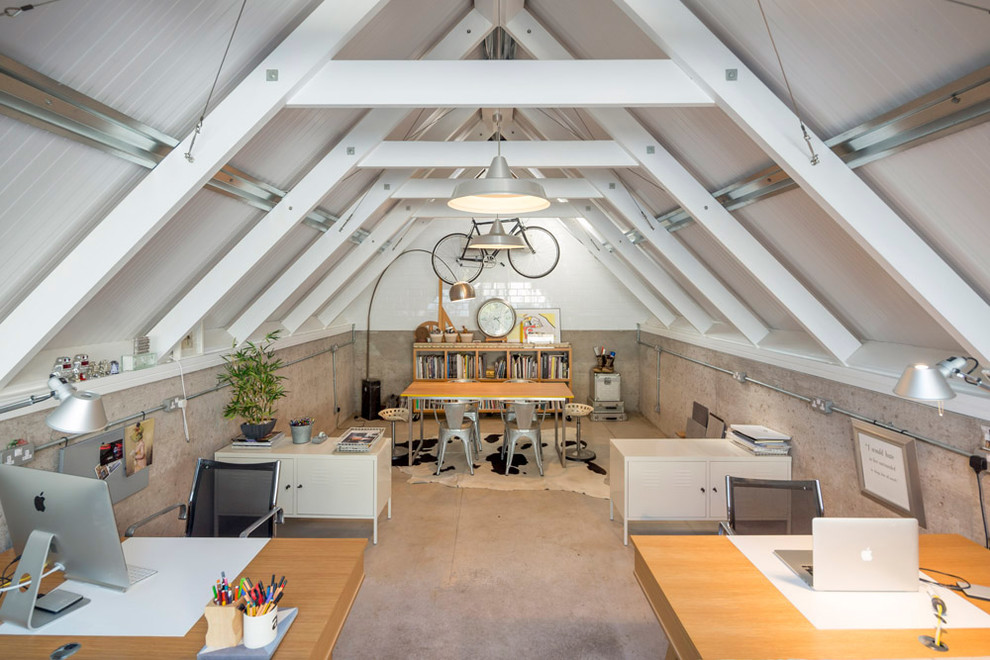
(633, 534), (990, 659)
(0, 537), (366, 659)
(400, 381), (574, 467)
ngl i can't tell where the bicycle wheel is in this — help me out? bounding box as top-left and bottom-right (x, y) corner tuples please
(432, 233), (484, 284)
(508, 226), (560, 279)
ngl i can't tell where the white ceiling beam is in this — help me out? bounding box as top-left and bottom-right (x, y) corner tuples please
(508, 9), (860, 364)
(148, 107), (409, 358)
(413, 200), (580, 218)
(512, 105), (770, 346)
(591, 106), (860, 363)
(583, 169), (770, 346)
(0, 0), (390, 387)
(359, 140), (637, 169)
(225, 169), (413, 345)
(393, 177), (601, 199)
(580, 204), (715, 335)
(147, 10), (493, 358)
(317, 220), (431, 327)
(225, 103), (483, 345)
(616, 0), (990, 364)
(561, 219), (676, 327)
(288, 60), (713, 108)
(283, 204), (422, 333)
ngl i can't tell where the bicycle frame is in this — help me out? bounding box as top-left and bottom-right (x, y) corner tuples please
(457, 218), (536, 262)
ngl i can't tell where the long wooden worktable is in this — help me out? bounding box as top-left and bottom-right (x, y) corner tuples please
(0, 537), (366, 659)
(400, 380), (574, 467)
(633, 534), (990, 659)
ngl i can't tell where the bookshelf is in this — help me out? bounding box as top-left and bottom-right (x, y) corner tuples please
(412, 342), (571, 413)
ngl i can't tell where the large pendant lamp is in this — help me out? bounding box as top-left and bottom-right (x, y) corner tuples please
(448, 111), (550, 215)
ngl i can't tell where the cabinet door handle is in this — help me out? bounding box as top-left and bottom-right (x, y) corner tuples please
(297, 484), (302, 488)
(700, 487), (705, 493)
(284, 484), (291, 490)
(712, 486), (718, 493)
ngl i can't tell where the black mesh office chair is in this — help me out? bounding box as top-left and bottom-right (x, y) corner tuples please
(125, 458), (283, 538)
(721, 476), (823, 535)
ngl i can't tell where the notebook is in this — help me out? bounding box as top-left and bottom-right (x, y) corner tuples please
(774, 517), (919, 592)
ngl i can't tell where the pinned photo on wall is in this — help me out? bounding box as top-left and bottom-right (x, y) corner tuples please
(94, 438), (123, 480)
(124, 418), (154, 476)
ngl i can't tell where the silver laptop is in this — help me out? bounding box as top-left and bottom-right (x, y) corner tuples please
(774, 517), (919, 591)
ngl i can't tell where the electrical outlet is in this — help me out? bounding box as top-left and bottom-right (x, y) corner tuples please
(1, 442), (35, 466)
(981, 424), (990, 452)
(163, 396), (184, 412)
(810, 397), (833, 414)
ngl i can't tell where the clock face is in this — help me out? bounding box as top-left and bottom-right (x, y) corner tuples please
(476, 298), (516, 338)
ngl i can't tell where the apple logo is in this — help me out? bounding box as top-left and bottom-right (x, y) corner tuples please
(34, 491), (45, 512)
(861, 547), (873, 562)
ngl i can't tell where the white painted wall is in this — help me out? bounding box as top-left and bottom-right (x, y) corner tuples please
(332, 219), (658, 331)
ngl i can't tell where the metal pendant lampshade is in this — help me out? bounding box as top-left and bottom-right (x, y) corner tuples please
(467, 218), (526, 250)
(45, 376), (108, 433)
(893, 364), (956, 401)
(449, 280), (476, 302)
(448, 155), (551, 215)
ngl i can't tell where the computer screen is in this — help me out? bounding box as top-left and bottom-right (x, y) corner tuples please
(0, 464), (132, 591)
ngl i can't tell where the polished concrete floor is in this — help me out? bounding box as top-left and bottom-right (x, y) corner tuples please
(281, 413), (692, 659)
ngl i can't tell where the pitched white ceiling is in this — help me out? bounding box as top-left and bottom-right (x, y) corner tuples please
(0, 0), (987, 416)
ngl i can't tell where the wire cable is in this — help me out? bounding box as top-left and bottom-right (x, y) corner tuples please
(978, 470), (990, 548)
(2, 0), (61, 18)
(919, 567), (971, 592)
(756, 0), (820, 165)
(184, 0), (248, 162)
(174, 357), (191, 443)
(0, 562), (64, 593)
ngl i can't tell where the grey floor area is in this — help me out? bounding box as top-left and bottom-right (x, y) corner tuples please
(280, 413), (688, 659)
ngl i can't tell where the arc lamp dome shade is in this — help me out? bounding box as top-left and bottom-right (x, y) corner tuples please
(45, 376), (108, 433)
(467, 217), (526, 250)
(449, 281), (476, 302)
(448, 155), (551, 215)
(893, 363), (956, 401)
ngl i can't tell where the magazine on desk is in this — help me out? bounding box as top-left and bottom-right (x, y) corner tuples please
(230, 431), (284, 448)
(335, 427), (384, 453)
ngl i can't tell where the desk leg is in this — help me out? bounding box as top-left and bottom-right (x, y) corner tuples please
(406, 397), (414, 467)
(555, 405), (566, 468)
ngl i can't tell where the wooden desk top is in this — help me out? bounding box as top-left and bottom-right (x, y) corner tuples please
(633, 534), (990, 659)
(401, 381), (573, 400)
(0, 537), (366, 659)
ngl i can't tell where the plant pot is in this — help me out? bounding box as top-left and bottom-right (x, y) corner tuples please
(429, 333), (442, 343)
(241, 419), (276, 441)
(444, 332), (458, 343)
(290, 424), (313, 444)
(459, 332), (474, 343)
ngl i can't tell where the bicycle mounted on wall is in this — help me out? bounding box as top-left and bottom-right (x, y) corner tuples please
(431, 218), (560, 284)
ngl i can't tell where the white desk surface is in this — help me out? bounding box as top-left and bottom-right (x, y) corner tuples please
(730, 535), (990, 630)
(0, 537), (267, 636)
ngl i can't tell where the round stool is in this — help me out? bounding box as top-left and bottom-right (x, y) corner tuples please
(378, 407), (410, 459)
(564, 403), (595, 461)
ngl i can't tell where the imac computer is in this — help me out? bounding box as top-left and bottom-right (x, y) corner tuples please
(0, 464), (155, 629)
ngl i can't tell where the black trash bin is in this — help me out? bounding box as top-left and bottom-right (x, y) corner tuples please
(361, 378), (381, 420)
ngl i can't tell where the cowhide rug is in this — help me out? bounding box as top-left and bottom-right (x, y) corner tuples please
(394, 433), (609, 499)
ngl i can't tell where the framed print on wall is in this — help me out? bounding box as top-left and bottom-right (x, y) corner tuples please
(515, 309), (561, 344)
(851, 419), (926, 527)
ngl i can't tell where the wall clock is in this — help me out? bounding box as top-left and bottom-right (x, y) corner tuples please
(476, 298), (516, 339)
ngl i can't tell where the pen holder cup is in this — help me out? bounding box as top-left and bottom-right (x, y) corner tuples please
(243, 607), (278, 649)
(204, 603), (243, 649)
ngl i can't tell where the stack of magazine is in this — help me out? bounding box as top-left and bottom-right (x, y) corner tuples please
(727, 424), (791, 455)
(335, 427), (384, 453)
(231, 431), (284, 448)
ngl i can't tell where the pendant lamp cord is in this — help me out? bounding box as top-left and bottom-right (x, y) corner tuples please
(185, 0), (248, 163)
(2, 0), (60, 17)
(756, 0), (819, 166)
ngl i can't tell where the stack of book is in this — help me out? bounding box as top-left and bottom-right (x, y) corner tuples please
(727, 424), (791, 455)
(231, 431), (284, 448)
(335, 427), (384, 453)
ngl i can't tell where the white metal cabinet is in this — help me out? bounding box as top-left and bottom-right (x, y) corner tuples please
(216, 434), (391, 543)
(610, 438), (791, 544)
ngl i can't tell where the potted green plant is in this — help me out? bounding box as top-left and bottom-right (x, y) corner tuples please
(289, 417), (314, 444)
(217, 330), (287, 440)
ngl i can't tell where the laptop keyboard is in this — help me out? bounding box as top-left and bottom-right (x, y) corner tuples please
(127, 564), (157, 585)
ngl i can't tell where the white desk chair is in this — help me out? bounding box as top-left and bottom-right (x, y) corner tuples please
(501, 401), (545, 476)
(435, 402), (476, 475)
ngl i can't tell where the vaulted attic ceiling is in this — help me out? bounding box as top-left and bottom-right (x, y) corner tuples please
(0, 0), (988, 416)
